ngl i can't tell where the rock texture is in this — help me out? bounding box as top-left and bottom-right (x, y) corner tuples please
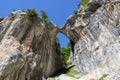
(0, 0), (120, 80)
(62, 0), (120, 79)
(0, 10), (64, 80)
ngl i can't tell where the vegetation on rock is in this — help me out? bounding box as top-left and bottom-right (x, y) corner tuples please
(26, 9), (38, 21)
(26, 9), (50, 22)
(99, 74), (108, 80)
(66, 67), (80, 77)
(40, 10), (49, 22)
(73, 0), (90, 14)
(73, 10), (78, 15)
(78, 0), (89, 8)
(55, 37), (71, 63)
(91, 74), (108, 80)
(60, 46), (71, 62)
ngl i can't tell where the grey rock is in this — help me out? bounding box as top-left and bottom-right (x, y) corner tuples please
(0, 10), (64, 80)
(62, 0), (120, 80)
(105, 69), (120, 80)
(0, 0), (120, 80)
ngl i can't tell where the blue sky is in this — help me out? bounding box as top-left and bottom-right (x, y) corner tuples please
(0, 0), (80, 47)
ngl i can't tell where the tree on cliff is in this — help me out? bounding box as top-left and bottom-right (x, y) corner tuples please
(26, 9), (38, 22)
(40, 10), (50, 22)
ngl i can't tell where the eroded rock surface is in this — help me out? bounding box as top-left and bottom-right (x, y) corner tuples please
(0, 0), (120, 80)
(0, 10), (64, 80)
(62, 0), (120, 80)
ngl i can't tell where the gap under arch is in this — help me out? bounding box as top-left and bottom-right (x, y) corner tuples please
(56, 32), (70, 48)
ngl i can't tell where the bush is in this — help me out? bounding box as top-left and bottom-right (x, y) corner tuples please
(91, 74), (108, 80)
(60, 46), (71, 62)
(99, 74), (108, 80)
(78, 0), (90, 8)
(40, 10), (49, 22)
(66, 67), (81, 78)
(73, 10), (78, 15)
(26, 9), (38, 21)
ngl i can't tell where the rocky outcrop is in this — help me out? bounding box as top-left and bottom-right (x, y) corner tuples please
(62, 0), (120, 79)
(0, 10), (64, 80)
(0, 0), (120, 80)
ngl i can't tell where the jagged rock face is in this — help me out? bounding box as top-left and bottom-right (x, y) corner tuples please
(62, 0), (120, 80)
(0, 0), (120, 80)
(0, 10), (63, 80)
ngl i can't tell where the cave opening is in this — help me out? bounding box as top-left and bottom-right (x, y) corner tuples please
(52, 32), (75, 76)
(56, 33), (69, 48)
(56, 32), (75, 63)
(56, 32), (71, 63)
(56, 32), (75, 53)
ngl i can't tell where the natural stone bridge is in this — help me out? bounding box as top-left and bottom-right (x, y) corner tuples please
(0, 0), (120, 80)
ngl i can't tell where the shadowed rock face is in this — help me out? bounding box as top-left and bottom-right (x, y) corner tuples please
(0, 10), (64, 80)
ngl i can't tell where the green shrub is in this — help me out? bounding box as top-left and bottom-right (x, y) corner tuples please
(90, 74), (108, 80)
(55, 38), (71, 63)
(78, 0), (90, 8)
(99, 74), (108, 80)
(26, 9), (38, 21)
(66, 67), (80, 77)
(40, 10), (49, 22)
(73, 10), (78, 15)
(60, 46), (71, 62)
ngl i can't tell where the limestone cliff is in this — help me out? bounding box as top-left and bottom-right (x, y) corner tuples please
(0, 10), (64, 80)
(0, 0), (120, 80)
(62, 0), (120, 80)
